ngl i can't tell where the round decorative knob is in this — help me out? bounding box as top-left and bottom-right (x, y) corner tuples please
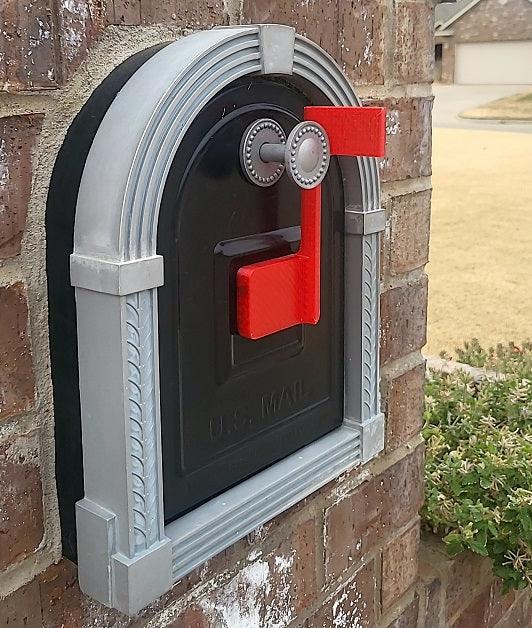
(240, 119), (330, 189)
(283, 122), (330, 189)
(240, 119), (286, 187)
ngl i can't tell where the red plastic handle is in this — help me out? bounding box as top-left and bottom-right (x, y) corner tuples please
(236, 106), (386, 340)
(306, 106), (386, 157)
(237, 186), (321, 339)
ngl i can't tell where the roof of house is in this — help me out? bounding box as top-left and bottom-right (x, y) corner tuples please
(435, 0), (482, 31)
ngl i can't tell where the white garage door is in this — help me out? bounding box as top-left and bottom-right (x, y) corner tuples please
(455, 41), (532, 84)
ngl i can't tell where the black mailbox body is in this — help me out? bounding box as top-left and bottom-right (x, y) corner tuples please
(158, 76), (345, 521)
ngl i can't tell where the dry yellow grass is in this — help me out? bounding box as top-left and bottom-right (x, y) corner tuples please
(460, 90), (532, 121)
(426, 128), (532, 355)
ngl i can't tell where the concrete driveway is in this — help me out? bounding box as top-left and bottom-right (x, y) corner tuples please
(433, 84), (532, 133)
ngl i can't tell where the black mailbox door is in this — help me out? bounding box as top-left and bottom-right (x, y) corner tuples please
(158, 76), (344, 522)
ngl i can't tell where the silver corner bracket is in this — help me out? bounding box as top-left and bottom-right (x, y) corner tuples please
(259, 24), (296, 75)
(70, 254), (164, 295)
(76, 499), (172, 615)
(345, 208), (385, 235)
(347, 413), (385, 463)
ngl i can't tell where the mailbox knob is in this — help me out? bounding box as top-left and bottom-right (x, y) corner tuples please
(241, 119), (330, 190)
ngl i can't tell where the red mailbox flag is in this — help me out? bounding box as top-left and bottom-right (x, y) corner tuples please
(237, 106), (386, 340)
(306, 106), (386, 157)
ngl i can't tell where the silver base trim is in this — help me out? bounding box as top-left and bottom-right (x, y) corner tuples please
(167, 426), (361, 581)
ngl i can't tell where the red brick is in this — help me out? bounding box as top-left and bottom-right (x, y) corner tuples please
(388, 190), (431, 276)
(324, 445), (424, 581)
(382, 521), (420, 610)
(451, 586), (491, 628)
(494, 591), (531, 628)
(167, 606), (212, 628)
(419, 532), (487, 627)
(365, 97), (433, 183)
(39, 560), (127, 628)
(440, 577), (517, 628)
(0, 282), (35, 420)
(485, 580), (516, 627)
(108, 0), (225, 27)
(0, 430), (43, 570)
(394, 1), (434, 84)
(418, 562), (443, 627)
(39, 561), (89, 628)
(140, 0), (225, 27)
(424, 577), (443, 627)
(108, 0), (142, 24)
(444, 551), (492, 621)
(242, 0), (340, 61)
(0, 558), (130, 627)
(383, 362), (425, 452)
(305, 560), (377, 628)
(324, 473), (383, 580)
(338, 0), (386, 85)
(385, 596), (419, 628)
(380, 277), (428, 365)
(4, 562), (131, 628)
(0, 577), (43, 628)
(0, 1), (57, 90)
(0, 115), (44, 259)
(380, 447), (425, 534)
(57, 0), (106, 82)
(185, 519), (317, 627)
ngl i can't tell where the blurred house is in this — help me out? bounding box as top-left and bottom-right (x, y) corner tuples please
(435, 0), (532, 84)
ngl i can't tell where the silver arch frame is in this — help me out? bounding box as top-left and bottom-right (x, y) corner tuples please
(70, 24), (384, 615)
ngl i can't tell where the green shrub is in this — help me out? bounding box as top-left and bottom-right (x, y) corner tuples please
(423, 340), (532, 592)
(440, 337), (532, 372)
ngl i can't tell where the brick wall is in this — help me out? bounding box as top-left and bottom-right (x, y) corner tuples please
(0, 1), (434, 626)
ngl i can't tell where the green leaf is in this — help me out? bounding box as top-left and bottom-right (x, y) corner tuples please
(469, 537), (488, 556)
(442, 532), (464, 556)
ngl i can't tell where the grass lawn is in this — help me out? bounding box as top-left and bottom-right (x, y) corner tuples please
(426, 128), (532, 355)
(460, 90), (532, 121)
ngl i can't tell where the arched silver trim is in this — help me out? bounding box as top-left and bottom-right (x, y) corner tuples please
(73, 26), (380, 264)
(71, 25), (383, 615)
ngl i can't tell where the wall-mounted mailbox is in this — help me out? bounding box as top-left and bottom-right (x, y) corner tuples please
(158, 80), (385, 523)
(48, 24), (386, 615)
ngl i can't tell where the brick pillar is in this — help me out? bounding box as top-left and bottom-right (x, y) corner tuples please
(0, 1), (433, 625)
